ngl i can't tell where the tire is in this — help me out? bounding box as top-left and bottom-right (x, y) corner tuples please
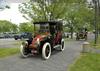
(85, 35), (87, 40)
(20, 42), (29, 58)
(60, 39), (65, 51)
(42, 42), (51, 60)
(15, 38), (18, 40)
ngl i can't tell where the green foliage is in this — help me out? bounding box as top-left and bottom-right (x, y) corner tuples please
(11, 24), (18, 33)
(19, 22), (34, 33)
(69, 53), (100, 71)
(19, 0), (94, 33)
(19, 0), (86, 22)
(0, 20), (18, 33)
(90, 35), (100, 49)
(65, 3), (94, 32)
(0, 48), (19, 58)
(5, 5), (10, 9)
(0, 5), (10, 11)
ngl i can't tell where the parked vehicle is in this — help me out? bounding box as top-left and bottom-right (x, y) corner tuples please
(0, 32), (16, 39)
(0, 33), (5, 38)
(20, 21), (65, 60)
(14, 32), (32, 40)
(76, 28), (88, 40)
(4, 34), (11, 38)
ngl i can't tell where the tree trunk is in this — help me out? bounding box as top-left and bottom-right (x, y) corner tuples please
(70, 27), (73, 39)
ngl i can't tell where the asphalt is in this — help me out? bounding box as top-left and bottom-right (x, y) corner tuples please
(0, 39), (83, 71)
(0, 38), (21, 48)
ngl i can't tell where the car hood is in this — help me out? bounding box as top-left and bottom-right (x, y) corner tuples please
(32, 33), (49, 45)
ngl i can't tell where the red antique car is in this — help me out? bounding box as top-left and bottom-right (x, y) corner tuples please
(20, 21), (65, 60)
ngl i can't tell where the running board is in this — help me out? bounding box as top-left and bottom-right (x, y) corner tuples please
(54, 45), (61, 48)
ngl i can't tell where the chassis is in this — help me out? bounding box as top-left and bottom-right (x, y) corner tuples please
(20, 21), (64, 60)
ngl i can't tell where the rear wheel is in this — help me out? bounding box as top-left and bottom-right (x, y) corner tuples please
(60, 39), (65, 51)
(42, 42), (51, 60)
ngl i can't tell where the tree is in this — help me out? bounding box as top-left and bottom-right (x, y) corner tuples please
(19, 0), (94, 39)
(11, 24), (18, 33)
(0, 20), (12, 32)
(64, 2), (94, 38)
(18, 0), (85, 22)
(0, 20), (18, 33)
(19, 22), (34, 33)
(0, 0), (10, 11)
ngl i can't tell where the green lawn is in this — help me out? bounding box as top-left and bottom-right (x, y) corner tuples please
(0, 47), (19, 58)
(69, 53), (100, 71)
(69, 35), (100, 71)
(90, 35), (100, 49)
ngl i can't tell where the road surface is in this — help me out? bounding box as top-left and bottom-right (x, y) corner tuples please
(0, 38), (21, 48)
(0, 39), (83, 71)
(0, 33), (94, 71)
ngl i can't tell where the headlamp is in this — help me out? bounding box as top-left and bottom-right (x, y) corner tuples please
(37, 38), (40, 45)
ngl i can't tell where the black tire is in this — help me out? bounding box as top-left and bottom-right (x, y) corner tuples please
(59, 39), (65, 51)
(15, 38), (18, 40)
(42, 42), (51, 60)
(20, 42), (29, 58)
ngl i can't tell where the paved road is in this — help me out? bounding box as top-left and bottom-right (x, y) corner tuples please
(0, 39), (83, 71)
(0, 38), (21, 48)
(0, 33), (94, 48)
(0, 33), (94, 71)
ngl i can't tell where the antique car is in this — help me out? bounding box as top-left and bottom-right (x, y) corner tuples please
(20, 21), (64, 60)
(76, 28), (88, 40)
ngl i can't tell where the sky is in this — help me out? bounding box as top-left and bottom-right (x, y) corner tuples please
(0, 0), (29, 25)
(0, 3), (29, 25)
(0, 0), (28, 3)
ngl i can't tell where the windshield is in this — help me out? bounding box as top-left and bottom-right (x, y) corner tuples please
(34, 23), (49, 34)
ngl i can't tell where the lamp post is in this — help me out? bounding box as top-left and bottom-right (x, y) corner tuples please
(97, 0), (100, 39)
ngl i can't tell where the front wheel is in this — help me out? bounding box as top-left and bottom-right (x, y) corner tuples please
(14, 38), (18, 40)
(20, 42), (29, 58)
(42, 42), (51, 60)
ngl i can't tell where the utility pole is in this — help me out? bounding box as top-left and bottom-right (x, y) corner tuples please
(97, 0), (100, 36)
(93, 0), (98, 44)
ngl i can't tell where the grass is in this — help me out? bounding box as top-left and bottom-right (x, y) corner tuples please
(90, 35), (100, 49)
(69, 53), (100, 71)
(68, 35), (100, 71)
(0, 47), (19, 58)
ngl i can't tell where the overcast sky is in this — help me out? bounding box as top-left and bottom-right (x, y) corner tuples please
(0, 0), (30, 25)
(0, 0), (29, 3)
(0, 3), (28, 25)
